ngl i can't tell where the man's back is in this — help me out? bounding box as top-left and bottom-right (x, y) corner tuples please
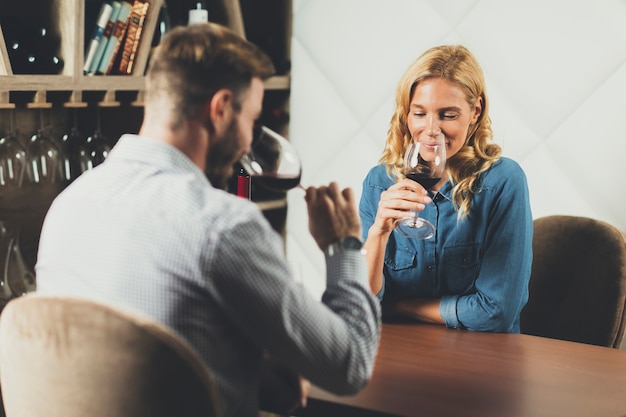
(37, 134), (381, 417)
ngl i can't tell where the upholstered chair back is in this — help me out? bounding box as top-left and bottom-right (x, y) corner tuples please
(521, 215), (626, 348)
(0, 294), (221, 417)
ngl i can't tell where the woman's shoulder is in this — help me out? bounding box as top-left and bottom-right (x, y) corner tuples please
(363, 164), (395, 188)
(488, 156), (526, 177)
(482, 156), (528, 187)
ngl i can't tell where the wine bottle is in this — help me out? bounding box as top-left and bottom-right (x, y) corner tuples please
(151, 3), (171, 47)
(188, 1), (208, 25)
(237, 168), (250, 199)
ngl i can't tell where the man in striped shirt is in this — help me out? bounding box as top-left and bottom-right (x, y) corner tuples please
(36, 22), (381, 417)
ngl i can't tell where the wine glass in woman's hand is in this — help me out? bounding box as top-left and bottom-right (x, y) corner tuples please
(395, 133), (446, 240)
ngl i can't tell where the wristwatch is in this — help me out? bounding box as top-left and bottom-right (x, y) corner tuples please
(324, 236), (364, 257)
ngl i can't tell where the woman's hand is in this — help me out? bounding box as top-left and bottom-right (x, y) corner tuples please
(370, 179), (432, 236)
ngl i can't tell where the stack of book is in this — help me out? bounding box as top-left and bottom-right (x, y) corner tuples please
(83, 0), (152, 75)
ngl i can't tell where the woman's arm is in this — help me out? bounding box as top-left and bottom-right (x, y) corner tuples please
(384, 297), (444, 324)
(360, 169), (431, 294)
(442, 161), (533, 332)
(363, 225), (390, 294)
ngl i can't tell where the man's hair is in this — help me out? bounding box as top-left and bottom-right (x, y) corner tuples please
(145, 22), (275, 129)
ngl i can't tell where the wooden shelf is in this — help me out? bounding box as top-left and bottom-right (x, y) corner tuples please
(0, 0), (289, 107)
(0, 75), (289, 92)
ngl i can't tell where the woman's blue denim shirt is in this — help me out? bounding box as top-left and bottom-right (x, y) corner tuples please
(359, 157), (533, 333)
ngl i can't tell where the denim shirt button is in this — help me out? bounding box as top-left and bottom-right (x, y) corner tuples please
(427, 265), (434, 271)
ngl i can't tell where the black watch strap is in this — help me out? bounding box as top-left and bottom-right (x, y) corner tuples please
(324, 236), (363, 257)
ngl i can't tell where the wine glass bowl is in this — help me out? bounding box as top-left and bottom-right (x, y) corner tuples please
(79, 128), (111, 173)
(240, 125), (302, 192)
(26, 128), (60, 185)
(395, 133), (446, 240)
(0, 133), (27, 189)
(56, 126), (82, 182)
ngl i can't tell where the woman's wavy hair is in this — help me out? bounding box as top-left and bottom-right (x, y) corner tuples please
(380, 45), (501, 219)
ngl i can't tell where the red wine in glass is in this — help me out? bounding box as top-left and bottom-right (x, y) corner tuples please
(406, 173), (441, 191)
(240, 125), (303, 194)
(252, 173), (302, 191)
(395, 134), (446, 240)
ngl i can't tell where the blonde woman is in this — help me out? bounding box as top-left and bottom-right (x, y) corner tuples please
(360, 45), (532, 332)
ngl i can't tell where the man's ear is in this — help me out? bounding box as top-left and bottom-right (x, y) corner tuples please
(208, 88), (234, 135)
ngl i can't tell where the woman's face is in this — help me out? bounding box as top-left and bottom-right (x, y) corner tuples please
(407, 77), (482, 159)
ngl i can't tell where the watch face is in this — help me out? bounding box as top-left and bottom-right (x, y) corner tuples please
(342, 236), (363, 250)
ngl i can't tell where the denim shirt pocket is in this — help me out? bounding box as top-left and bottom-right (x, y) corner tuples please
(442, 243), (480, 293)
(383, 245), (417, 293)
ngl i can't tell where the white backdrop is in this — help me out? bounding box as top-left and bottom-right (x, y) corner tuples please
(285, 0), (626, 300)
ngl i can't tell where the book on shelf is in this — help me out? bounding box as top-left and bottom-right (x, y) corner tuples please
(87, 0), (122, 75)
(96, 0), (133, 75)
(117, 0), (150, 75)
(83, 1), (114, 74)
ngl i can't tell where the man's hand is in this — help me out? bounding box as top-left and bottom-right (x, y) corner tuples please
(304, 182), (361, 251)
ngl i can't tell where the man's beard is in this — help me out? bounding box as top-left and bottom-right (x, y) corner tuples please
(205, 116), (240, 190)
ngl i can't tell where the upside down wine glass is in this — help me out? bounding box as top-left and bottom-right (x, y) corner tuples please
(0, 109), (26, 189)
(395, 133), (446, 240)
(239, 125), (303, 192)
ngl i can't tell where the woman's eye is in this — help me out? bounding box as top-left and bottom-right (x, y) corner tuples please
(412, 112), (426, 118)
(442, 113), (458, 120)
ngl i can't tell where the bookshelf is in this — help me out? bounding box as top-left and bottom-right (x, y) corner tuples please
(0, 0), (293, 291)
(0, 0), (291, 106)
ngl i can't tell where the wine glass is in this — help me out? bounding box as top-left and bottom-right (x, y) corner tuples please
(2, 225), (36, 297)
(0, 115), (27, 189)
(395, 133), (446, 240)
(26, 110), (60, 185)
(78, 109), (111, 173)
(239, 125), (303, 193)
(55, 109), (82, 183)
(0, 221), (15, 304)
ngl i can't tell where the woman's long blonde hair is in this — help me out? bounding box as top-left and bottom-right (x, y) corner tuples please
(380, 45), (501, 219)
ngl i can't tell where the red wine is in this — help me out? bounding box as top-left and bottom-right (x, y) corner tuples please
(406, 173), (440, 190)
(253, 173), (301, 191)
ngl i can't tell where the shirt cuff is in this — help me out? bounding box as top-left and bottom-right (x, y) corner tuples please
(324, 249), (368, 287)
(440, 294), (461, 329)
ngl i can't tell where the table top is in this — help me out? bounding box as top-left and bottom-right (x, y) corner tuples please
(297, 323), (626, 417)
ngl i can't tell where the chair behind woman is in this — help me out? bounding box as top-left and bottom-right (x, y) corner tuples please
(521, 215), (626, 348)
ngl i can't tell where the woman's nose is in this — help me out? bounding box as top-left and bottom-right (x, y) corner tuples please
(424, 115), (441, 137)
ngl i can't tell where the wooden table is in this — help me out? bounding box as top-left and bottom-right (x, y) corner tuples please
(296, 323), (626, 417)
